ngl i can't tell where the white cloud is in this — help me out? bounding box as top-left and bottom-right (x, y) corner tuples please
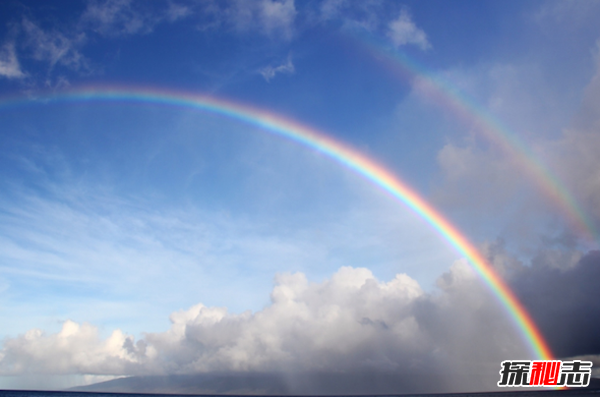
(81, 0), (156, 36)
(0, 264), (528, 392)
(259, 55), (294, 81)
(317, 1), (383, 33)
(0, 43), (25, 79)
(393, 59), (598, 246)
(0, 320), (145, 376)
(387, 9), (430, 50)
(229, 0), (297, 40)
(21, 18), (88, 71)
(80, 0), (194, 37)
(319, 0), (346, 21)
(166, 2), (193, 22)
(533, 0), (600, 27)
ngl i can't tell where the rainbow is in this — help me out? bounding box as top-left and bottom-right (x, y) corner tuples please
(0, 86), (553, 360)
(353, 34), (598, 246)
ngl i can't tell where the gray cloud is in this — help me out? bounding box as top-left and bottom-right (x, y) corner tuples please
(547, 56), (600, 223)
(435, 142), (525, 212)
(1, 0), (297, 86)
(426, 53), (600, 248)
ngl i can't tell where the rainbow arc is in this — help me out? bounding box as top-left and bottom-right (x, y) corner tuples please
(0, 86), (554, 360)
(353, 34), (597, 245)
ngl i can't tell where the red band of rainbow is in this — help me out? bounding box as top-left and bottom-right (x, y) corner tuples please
(0, 86), (554, 360)
(352, 34), (597, 246)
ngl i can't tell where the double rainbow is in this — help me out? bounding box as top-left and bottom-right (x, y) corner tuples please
(0, 87), (553, 360)
(354, 34), (597, 245)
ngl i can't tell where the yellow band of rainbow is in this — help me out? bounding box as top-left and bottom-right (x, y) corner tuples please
(0, 86), (554, 360)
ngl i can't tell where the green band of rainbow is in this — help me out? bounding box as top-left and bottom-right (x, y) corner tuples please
(354, 34), (597, 245)
(0, 86), (554, 360)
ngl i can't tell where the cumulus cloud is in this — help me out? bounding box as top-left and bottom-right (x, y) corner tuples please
(0, 321), (144, 376)
(0, 43), (25, 79)
(3, 234), (600, 393)
(387, 9), (430, 50)
(259, 55), (294, 82)
(0, 264), (532, 393)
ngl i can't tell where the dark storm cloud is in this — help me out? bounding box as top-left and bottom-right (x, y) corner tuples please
(512, 249), (600, 358)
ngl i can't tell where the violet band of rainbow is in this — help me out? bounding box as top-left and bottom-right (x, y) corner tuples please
(0, 86), (554, 360)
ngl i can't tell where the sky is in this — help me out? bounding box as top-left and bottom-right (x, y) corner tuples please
(1, 0), (600, 393)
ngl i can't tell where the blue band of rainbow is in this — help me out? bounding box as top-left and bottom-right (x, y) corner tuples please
(0, 86), (554, 360)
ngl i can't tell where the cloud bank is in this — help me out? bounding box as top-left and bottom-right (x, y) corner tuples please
(0, 260), (539, 393)
(3, 244), (600, 393)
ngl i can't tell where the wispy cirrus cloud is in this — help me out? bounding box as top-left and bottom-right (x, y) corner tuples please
(166, 2), (193, 23)
(21, 18), (88, 73)
(317, 2), (431, 50)
(259, 55), (294, 82)
(0, 0), (297, 87)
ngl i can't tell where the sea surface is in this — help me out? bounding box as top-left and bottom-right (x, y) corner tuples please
(2, 389), (600, 397)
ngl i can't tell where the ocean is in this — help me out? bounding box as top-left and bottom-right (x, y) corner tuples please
(2, 388), (600, 397)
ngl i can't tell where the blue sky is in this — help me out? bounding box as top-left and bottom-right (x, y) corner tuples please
(1, 0), (600, 393)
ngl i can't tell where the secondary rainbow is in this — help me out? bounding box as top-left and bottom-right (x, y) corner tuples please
(354, 34), (598, 245)
(0, 86), (554, 360)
